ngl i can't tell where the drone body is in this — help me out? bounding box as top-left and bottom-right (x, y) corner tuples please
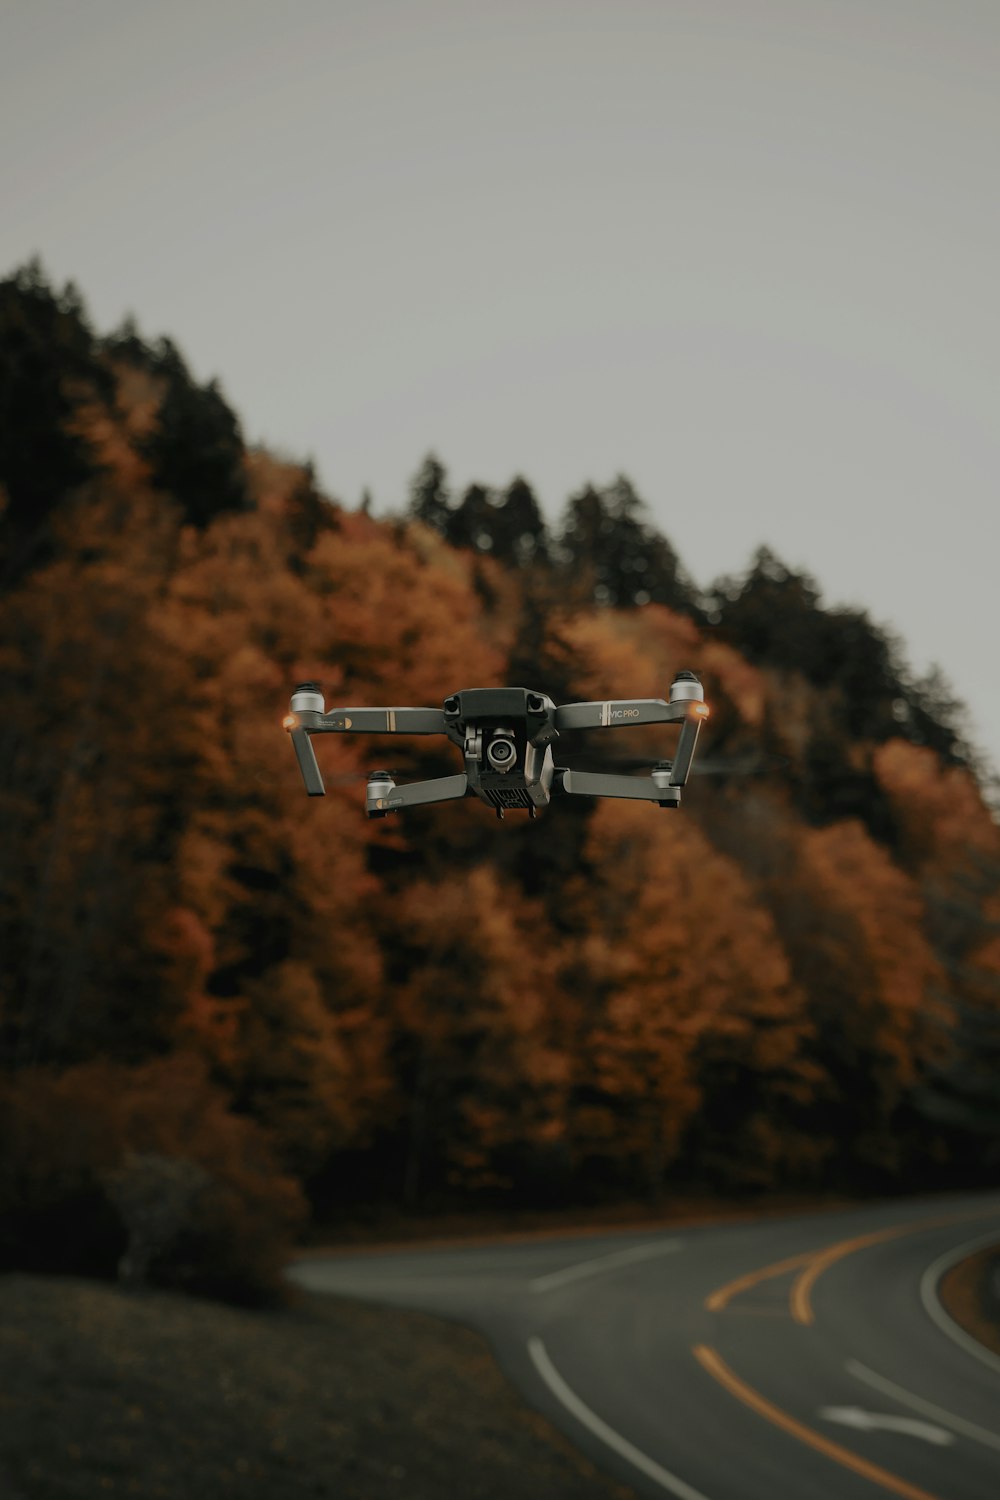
(284, 673), (708, 819)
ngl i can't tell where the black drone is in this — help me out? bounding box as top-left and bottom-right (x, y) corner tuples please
(284, 673), (709, 820)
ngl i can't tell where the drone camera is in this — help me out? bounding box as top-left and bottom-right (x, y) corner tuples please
(486, 728), (518, 772)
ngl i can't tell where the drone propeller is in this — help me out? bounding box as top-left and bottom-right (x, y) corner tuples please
(322, 766), (410, 787)
(571, 753), (783, 778)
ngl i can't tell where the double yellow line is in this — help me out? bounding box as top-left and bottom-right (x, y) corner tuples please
(695, 1209), (992, 1500)
(705, 1219), (924, 1325)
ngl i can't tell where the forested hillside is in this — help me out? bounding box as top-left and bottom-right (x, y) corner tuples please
(2, 263), (998, 1300)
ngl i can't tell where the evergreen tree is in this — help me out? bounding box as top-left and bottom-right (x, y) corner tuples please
(128, 337), (248, 528)
(444, 474), (551, 568)
(406, 451), (451, 532)
(488, 475), (550, 567)
(711, 547), (967, 759)
(445, 481), (494, 552)
(0, 260), (113, 578)
(557, 474), (694, 611)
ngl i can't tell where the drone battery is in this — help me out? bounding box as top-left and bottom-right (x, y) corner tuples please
(444, 687), (546, 722)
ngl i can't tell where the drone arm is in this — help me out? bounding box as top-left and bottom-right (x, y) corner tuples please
(284, 683), (450, 796)
(292, 706), (449, 735)
(553, 698), (691, 731)
(555, 672), (708, 736)
(368, 773), (469, 815)
(554, 769), (681, 806)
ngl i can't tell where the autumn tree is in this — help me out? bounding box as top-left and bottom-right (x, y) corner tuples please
(378, 866), (567, 1207)
(763, 817), (950, 1184)
(709, 547), (969, 760)
(562, 803), (815, 1200)
(0, 487), (200, 1066)
(873, 739), (1000, 1156)
(103, 328), (250, 528)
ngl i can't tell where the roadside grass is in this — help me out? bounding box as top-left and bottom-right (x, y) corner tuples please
(0, 1273), (636, 1500)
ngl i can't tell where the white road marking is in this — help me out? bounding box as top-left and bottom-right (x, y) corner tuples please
(819, 1406), (953, 1446)
(529, 1238), (681, 1294)
(847, 1358), (1000, 1454)
(527, 1336), (713, 1500)
(919, 1225), (1000, 1378)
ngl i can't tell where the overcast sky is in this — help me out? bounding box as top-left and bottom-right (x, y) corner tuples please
(1, 0), (997, 771)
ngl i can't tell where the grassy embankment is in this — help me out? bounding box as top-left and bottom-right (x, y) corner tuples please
(0, 1271), (635, 1500)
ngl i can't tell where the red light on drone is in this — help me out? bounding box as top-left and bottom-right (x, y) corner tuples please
(693, 703), (710, 718)
(283, 714), (297, 730)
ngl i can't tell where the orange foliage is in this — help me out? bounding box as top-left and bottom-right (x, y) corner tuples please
(699, 640), (767, 730)
(306, 523), (505, 706)
(874, 740), (1000, 873)
(390, 867), (569, 1194)
(567, 802), (813, 1190)
(561, 604), (699, 703)
(795, 819), (948, 1104)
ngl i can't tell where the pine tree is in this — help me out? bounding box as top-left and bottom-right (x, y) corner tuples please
(0, 260), (113, 579)
(557, 475), (694, 611)
(406, 451), (451, 532)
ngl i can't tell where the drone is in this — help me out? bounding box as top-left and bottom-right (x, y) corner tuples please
(283, 672), (709, 819)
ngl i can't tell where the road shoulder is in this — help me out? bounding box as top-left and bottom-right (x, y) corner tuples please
(938, 1246), (1000, 1357)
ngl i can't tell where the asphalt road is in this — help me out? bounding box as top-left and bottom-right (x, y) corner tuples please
(291, 1191), (1000, 1500)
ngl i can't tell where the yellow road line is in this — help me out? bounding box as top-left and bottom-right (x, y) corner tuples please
(707, 1206), (994, 1324)
(704, 1250), (814, 1312)
(790, 1223), (921, 1325)
(692, 1345), (943, 1500)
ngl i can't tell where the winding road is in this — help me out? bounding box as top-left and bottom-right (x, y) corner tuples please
(291, 1191), (1000, 1499)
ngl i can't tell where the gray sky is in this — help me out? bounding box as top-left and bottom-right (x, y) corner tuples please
(2, 0), (998, 771)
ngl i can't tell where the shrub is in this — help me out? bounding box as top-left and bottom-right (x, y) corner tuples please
(0, 1055), (306, 1304)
